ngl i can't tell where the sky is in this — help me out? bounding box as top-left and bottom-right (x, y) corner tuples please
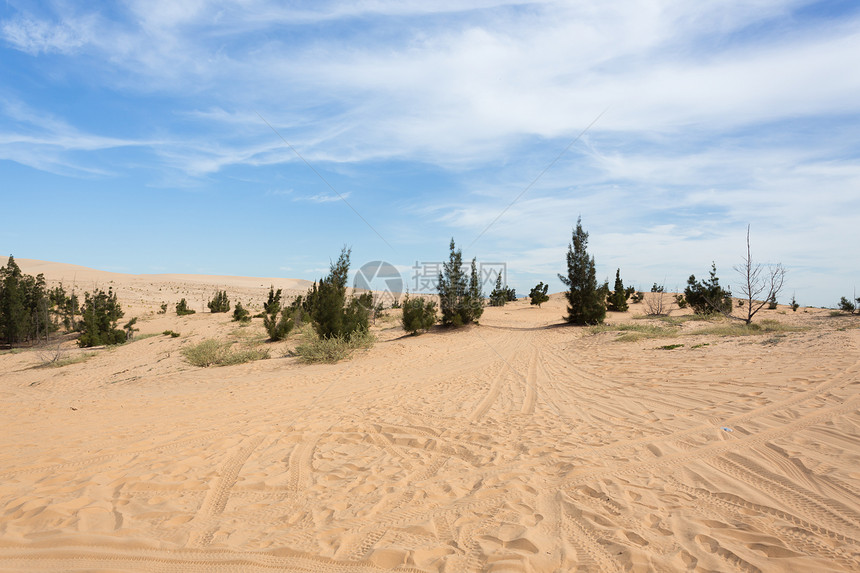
(1, 0), (858, 308)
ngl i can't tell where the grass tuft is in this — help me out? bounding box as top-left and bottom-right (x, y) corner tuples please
(690, 319), (805, 337)
(588, 323), (678, 342)
(182, 339), (269, 367)
(292, 330), (375, 364)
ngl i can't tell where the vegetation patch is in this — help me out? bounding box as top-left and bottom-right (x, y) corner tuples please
(162, 330), (181, 338)
(182, 339), (269, 367)
(689, 319), (805, 337)
(292, 330), (375, 364)
(588, 323), (678, 342)
(657, 344), (684, 350)
(36, 352), (96, 368)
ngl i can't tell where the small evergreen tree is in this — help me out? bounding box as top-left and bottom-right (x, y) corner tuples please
(176, 298), (196, 316)
(606, 269), (629, 312)
(767, 294), (778, 310)
(78, 288), (127, 347)
(263, 300), (294, 341)
(790, 294), (799, 312)
(207, 290), (230, 313)
(529, 282), (549, 307)
(437, 239), (483, 326)
(489, 274), (507, 307)
(308, 247), (370, 340)
(401, 293), (437, 334)
(123, 317), (139, 340)
(558, 218), (605, 325)
(0, 256), (56, 345)
(684, 263), (732, 315)
(838, 296), (856, 312)
(232, 301), (250, 322)
(675, 294), (688, 309)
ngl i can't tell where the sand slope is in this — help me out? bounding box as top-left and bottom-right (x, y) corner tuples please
(1, 260), (859, 572)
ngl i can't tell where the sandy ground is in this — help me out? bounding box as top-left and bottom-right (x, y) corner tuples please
(1, 258), (859, 572)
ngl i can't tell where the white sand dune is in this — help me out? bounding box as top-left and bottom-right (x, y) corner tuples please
(1, 258), (858, 572)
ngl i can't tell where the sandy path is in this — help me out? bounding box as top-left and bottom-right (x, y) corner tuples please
(1, 260), (859, 571)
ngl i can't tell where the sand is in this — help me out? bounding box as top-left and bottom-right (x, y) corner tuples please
(1, 258), (858, 572)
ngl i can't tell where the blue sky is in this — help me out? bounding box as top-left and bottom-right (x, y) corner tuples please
(1, 1), (858, 307)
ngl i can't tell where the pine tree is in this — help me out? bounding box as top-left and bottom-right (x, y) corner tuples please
(558, 218), (605, 325)
(529, 282), (549, 307)
(437, 239), (483, 326)
(176, 298), (196, 316)
(438, 239), (467, 326)
(309, 247), (370, 340)
(207, 290), (230, 313)
(0, 255), (28, 345)
(232, 301), (251, 322)
(489, 273), (506, 307)
(606, 268), (629, 312)
(263, 290), (294, 341)
(78, 287), (127, 347)
(465, 258), (484, 323)
(401, 293), (437, 334)
(685, 262), (732, 315)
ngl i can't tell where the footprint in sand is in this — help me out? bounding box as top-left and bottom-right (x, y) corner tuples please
(77, 505), (121, 532)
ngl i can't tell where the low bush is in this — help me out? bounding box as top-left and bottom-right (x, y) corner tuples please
(208, 290), (231, 313)
(293, 329), (375, 364)
(232, 302), (251, 323)
(176, 299), (196, 316)
(182, 339), (269, 367)
(401, 295), (437, 335)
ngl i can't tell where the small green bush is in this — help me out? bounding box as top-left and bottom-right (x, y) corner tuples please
(162, 330), (180, 338)
(529, 282), (550, 307)
(208, 290), (230, 313)
(158, 303), (168, 314)
(232, 301), (251, 323)
(658, 344), (684, 350)
(176, 299), (196, 316)
(182, 339), (269, 367)
(401, 295), (437, 334)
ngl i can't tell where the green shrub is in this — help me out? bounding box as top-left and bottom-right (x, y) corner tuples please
(790, 295), (799, 312)
(529, 282), (550, 307)
(232, 301), (251, 322)
(606, 269), (629, 312)
(208, 290), (230, 313)
(162, 330), (180, 337)
(838, 296), (856, 312)
(308, 248), (372, 339)
(158, 303), (168, 314)
(401, 294), (437, 334)
(675, 294), (688, 308)
(182, 339), (269, 367)
(78, 288), (127, 347)
(176, 299), (196, 316)
(685, 263), (732, 315)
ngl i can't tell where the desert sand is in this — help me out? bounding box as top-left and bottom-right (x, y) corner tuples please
(1, 258), (858, 572)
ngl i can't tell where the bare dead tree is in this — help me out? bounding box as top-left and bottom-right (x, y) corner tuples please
(733, 225), (786, 324)
(644, 283), (673, 316)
